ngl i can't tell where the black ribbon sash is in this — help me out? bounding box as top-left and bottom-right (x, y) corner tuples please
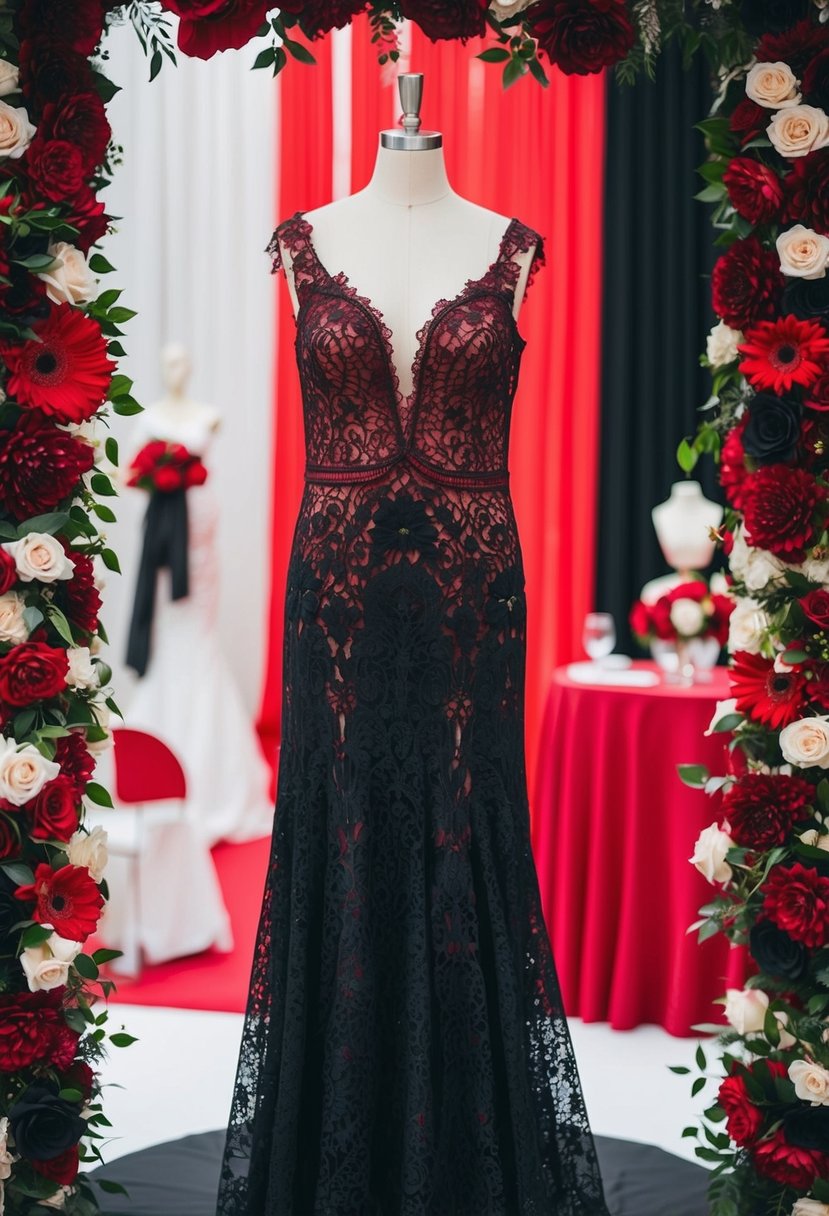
(125, 488), (190, 677)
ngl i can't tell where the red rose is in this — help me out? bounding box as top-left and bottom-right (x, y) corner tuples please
(30, 777), (81, 843)
(15, 863), (104, 941)
(723, 773), (814, 851)
(54, 733), (95, 796)
(805, 369), (829, 412)
(753, 1127), (828, 1190)
(61, 1059), (95, 1102)
(629, 600), (653, 640)
(32, 1146), (80, 1186)
(527, 0), (635, 75)
(803, 47), (829, 110)
(667, 581), (708, 603)
(709, 594), (735, 647)
(711, 236), (785, 331)
(786, 146), (829, 237)
(185, 460), (208, 488)
(0, 989), (77, 1073)
(0, 412), (95, 520)
(730, 97), (767, 146)
(153, 465), (184, 493)
(40, 93), (111, 175)
(763, 862), (829, 948)
(399, 0), (488, 41)
(62, 184), (109, 254)
(0, 813), (19, 860)
(0, 642), (68, 708)
(742, 464), (822, 560)
(723, 158), (784, 225)
(0, 548), (16, 595)
(756, 18), (829, 78)
(802, 588), (829, 629)
(720, 421), (751, 510)
(159, 0), (271, 59)
(718, 1072), (763, 1148)
(25, 138), (86, 204)
(19, 0), (105, 56)
(58, 550), (101, 637)
(19, 40), (94, 113)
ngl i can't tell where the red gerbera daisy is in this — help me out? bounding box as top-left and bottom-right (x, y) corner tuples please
(1, 304), (114, 424)
(14, 862), (103, 940)
(730, 651), (807, 730)
(739, 315), (829, 395)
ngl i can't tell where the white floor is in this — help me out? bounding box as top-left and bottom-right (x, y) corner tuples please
(98, 1005), (717, 1169)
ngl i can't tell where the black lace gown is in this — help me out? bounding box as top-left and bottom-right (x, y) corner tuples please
(216, 213), (609, 1216)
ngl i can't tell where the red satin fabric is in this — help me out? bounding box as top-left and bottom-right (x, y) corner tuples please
(259, 35), (606, 804)
(532, 665), (749, 1035)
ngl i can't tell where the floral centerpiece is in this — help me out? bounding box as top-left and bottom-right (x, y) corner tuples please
(677, 5), (829, 1212)
(630, 576), (734, 647)
(126, 440), (208, 494)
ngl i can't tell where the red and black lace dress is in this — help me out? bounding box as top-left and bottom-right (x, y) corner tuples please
(216, 213), (609, 1216)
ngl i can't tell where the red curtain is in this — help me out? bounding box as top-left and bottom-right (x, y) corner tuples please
(259, 32), (606, 803)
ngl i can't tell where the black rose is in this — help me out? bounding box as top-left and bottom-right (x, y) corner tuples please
(740, 0), (809, 35)
(9, 1084), (86, 1160)
(485, 568), (526, 629)
(742, 394), (803, 464)
(784, 1104), (829, 1151)
(749, 919), (808, 980)
(784, 277), (829, 324)
(371, 494), (438, 558)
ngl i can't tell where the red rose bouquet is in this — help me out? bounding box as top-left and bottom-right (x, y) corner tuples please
(126, 440), (208, 494)
(630, 577), (733, 646)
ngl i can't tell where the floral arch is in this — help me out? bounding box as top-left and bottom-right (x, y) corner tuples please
(0, 2), (828, 1214)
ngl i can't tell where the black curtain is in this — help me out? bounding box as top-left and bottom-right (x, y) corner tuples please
(596, 48), (720, 655)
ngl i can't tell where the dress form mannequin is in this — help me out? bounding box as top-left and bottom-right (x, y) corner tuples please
(143, 341), (222, 439)
(641, 481), (724, 603)
(279, 74), (537, 400)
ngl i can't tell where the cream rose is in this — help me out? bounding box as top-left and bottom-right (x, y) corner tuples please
(489, 0), (533, 15)
(792, 1200), (829, 1216)
(0, 1117), (11, 1181)
(724, 987), (769, 1035)
(66, 647), (98, 691)
(704, 697), (740, 736)
(729, 526), (786, 592)
(707, 320), (744, 367)
(0, 99), (35, 159)
(20, 942), (73, 993)
(0, 592), (29, 645)
(745, 61), (801, 108)
(799, 828), (829, 852)
(0, 61), (19, 98)
(777, 224), (829, 279)
(780, 716), (829, 769)
(4, 534), (74, 584)
(67, 825), (108, 882)
(690, 822), (734, 885)
(728, 598), (768, 655)
(0, 740), (60, 807)
(799, 551), (829, 584)
(37, 1186), (71, 1209)
(789, 1059), (829, 1105)
(670, 597), (706, 637)
(768, 104), (829, 158)
(38, 242), (97, 306)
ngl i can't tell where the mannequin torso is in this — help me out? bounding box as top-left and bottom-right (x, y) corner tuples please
(652, 481), (723, 574)
(279, 142), (537, 399)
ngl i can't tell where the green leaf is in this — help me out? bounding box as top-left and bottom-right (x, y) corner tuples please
(90, 472), (118, 497)
(86, 781), (113, 808)
(101, 547), (121, 574)
(17, 511), (70, 537)
(695, 1043), (706, 1071)
(46, 604), (75, 645)
(669, 1065), (691, 1075)
(1, 861), (34, 885)
(73, 953), (99, 980)
(113, 398), (143, 417)
(96, 288), (122, 311)
(695, 183), (727, 204)
(107, 306), (137, 324)
(58, 1088), (84, 1102)
(711, 712), (743, 733)
(677, 438), (698, 473)
(252, 45), (275, 70)
(678, 764), (710, 789)
(91, 502), (117, 523)
(110, 1032), (138, 1048)
(282, 36), (316, 65)
(88, 254), (115, 274)
(477, 47), (511, 62)
(21, 923), (53, 948)
(96, 1181), (129, 1197)
(92, 947), (122, 965)
(502, 56), (526, 88)
(781, 647), (808, 664)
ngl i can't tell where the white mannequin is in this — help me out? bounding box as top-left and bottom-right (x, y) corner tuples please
(279, 111), (537, 400)
(145, 342), (222, 436)
(652, 481), (723, 575)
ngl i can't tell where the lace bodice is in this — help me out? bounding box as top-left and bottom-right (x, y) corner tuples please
(268, 213), (544, 487)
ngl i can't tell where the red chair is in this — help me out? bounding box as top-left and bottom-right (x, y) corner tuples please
(88, 727), (232, 975)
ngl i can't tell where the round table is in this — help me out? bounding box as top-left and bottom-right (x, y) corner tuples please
(531, 661), (747, 1036)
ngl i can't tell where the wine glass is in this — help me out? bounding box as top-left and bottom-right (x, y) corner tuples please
(583, 612), (616, 664)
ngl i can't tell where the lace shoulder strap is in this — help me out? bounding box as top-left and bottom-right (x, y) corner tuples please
(265, 211), (322, 298)
(496, 218), (546, 302)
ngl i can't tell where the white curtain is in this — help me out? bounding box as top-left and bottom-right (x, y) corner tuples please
(98, 18), (278, 714)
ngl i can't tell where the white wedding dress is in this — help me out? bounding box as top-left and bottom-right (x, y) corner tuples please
(124, 406), (274, 847)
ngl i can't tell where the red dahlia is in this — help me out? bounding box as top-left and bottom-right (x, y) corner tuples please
(754, 1130), (829, 1190)
(756, 18), (829, 78)
(723, 158), (784, 225)
(18, 40), (94, 113)
(711, 237), (784, 331)
(0, 989), (78, 1073)
(786, 147), (829, 237)
(718, 1071), (764, 1148)
(29, 776), (81, 843)
(730, 650), (807, 729)
(1, 304), (114, 424)
(287, 0), (367, 37)
(763, 862), (829, 948)
(58, 550), (101, 637)
(25, 138), (86, 204)
(742, 464), (822, 560)
(15, 862), (103, 941)
(0, 642), (69, 707)
(399, 0), (488, 42)
(526, 0), (635, 75)
(739, 315), (829, 395)
(41, 93), (111, 175)
(0, 412), (94, 519)
(54, 733), (95, 795)
(160, 0), (271, 59)
(722, 773), (814, 851)
(19, 0), (105, 57)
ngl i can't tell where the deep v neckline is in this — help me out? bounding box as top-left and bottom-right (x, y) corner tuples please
(293, 211), (520, 440)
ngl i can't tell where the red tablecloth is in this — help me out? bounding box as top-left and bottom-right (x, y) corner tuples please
(531, 662), (748, 1036)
